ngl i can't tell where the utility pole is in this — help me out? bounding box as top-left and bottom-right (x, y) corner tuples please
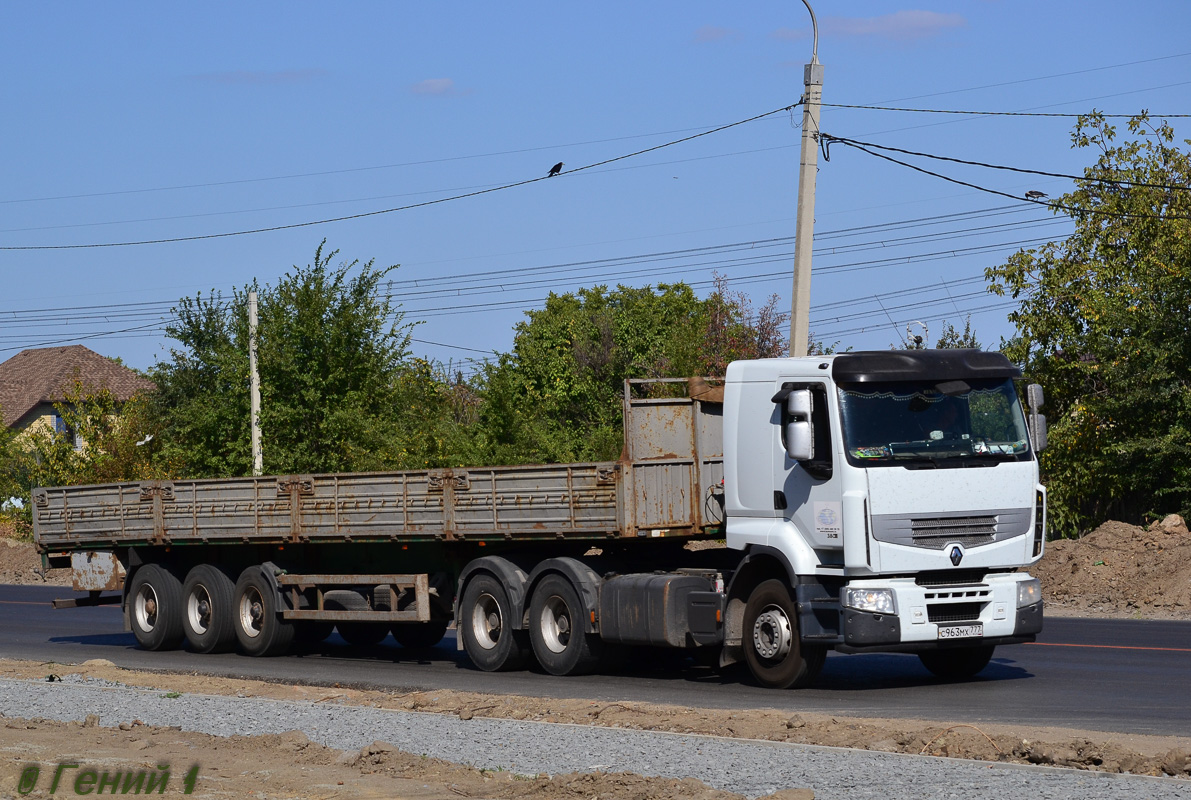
(248, 290), (263, 476)
(789, 0), (823, 357)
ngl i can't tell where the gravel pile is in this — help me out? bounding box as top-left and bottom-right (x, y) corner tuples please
(2, 679), (1188, 800)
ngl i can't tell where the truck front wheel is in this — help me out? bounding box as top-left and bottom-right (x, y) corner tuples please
(918, 646), (995, 679)
(233, 567), (295, 657)
(181, 565), (237, 653)
(128, 564), (185, 651)
(460, 573), (531, 671)
(528, 574), (603, 676)
(743, 579), (825, 689)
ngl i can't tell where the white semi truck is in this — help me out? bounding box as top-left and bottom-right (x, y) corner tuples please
(35, 349), (1045, 688)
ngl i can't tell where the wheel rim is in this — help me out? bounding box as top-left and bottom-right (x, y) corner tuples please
(538, 594), (572, 654)
(187, 584), (212, 635)
(134, 583), (159, 632)
(470, 592), (502, 650)
(752, 603), (793, 661)
(238, 586), (265, 639)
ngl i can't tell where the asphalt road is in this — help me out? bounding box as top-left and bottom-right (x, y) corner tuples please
(2, 583), (1188, 736)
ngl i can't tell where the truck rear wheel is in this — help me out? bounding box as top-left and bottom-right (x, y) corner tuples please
(128, 564), (185, 651)
(742, 579), (825, 689)
(392, 620), (449, 649)
(181, 565), (237, 653)
(918, 646), (995, 679)
(460, 573), (530, 671)
(233, 567), (295, 657)
(528, 574), (603, 676)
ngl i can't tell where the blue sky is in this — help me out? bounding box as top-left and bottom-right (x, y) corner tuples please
(2, 2), (1189, 373)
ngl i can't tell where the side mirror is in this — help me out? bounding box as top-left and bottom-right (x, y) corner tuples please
(1031, 414), (1048, 452)
(785, 389), (814, 461)
(1026, 384), (1047, 452)
(1027, 384), (1044, 410)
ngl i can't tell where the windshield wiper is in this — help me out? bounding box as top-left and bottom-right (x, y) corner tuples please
(897, 457), (940, 469)
(966, 452), (1019, 462)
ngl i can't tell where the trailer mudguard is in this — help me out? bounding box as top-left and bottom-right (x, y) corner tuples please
(456, 556), (531, 630)
(524, 557), (603, 634)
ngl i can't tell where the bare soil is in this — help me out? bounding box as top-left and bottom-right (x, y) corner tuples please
(2, 519), (1190, 796)
(0, 713), (783, 800)
(0, 536), (69, 586)
(1, 659), (1189, 784)
(1032, 516), (1191, 619)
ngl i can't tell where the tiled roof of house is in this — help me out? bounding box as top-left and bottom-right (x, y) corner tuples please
(0, 345), (156, 428)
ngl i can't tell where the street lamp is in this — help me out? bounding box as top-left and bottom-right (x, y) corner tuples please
(789, 0), (824, 356)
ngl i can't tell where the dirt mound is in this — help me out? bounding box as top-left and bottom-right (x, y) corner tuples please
(1034, 516), (1191, 618)
(0, 536), (70, 585)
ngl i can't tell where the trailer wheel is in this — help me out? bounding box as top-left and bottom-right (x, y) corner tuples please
(128, 565), (185, 651)
(294, 621), (335, 646)
(181, 565), (236, 653)
(460, 573), (530, 671)
(742, 579), (824, 689)
(336, 623), (389, 647)
(528, 573), (603, 676)
(918, 646), (995, 679)
(233, 567), (295, 657)
(392, 620), (449, 649)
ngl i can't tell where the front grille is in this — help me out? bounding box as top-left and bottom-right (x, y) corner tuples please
(910, 515), (996, 549)
(928, 602), (983, 623)
(916, 570), (988, 587)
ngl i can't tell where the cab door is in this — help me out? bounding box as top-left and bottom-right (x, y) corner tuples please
(775, 381), (843, 552)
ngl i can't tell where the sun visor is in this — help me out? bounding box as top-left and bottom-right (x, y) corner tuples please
(831, 350), (1022, 383)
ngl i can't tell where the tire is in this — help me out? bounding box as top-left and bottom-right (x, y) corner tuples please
(528, 573), (603, 676)
(323, 590), (389, 647)
(336, 623), (389, 646)
(392, 620), (449, 649)
(742, 579), (825, 689)
(919, 646), (995, 679)
(127, 564), (185, 651)
(232, 567), (295, 657)
(294, 621), (335, 645)
(181, 564), (237, 654)
(459, 573), (531, 671)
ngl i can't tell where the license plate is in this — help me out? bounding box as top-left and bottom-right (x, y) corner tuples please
(937, 623), (983, 640)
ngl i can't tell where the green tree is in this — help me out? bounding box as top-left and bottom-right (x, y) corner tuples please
(934, 317), (981, 349)
(987, 112), (1191, 535)
(153, 242), (414, 476)
(699, 273), (788, 373)
(477, 283), (707, 464)
(2, 383), (175, 531)
(476, 278), (792, 465)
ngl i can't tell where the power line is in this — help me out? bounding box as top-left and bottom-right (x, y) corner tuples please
(0, 103), (798, 251)
(873, 52), (1191, 104)
(820, 135), (1191, 193)
(822, 103), (1191, 119)
(820, 136), (1191, 223)
(2, 204), (1047, 319)
(0, 123), (749, 206)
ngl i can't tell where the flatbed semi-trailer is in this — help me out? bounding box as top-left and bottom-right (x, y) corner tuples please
(35, 351), (1047, 688)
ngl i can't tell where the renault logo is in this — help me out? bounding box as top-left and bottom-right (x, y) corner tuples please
(950, 545), (964, 566)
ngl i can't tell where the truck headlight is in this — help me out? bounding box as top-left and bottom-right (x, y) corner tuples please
(844, 587), (896, 615)
(1017, 578), (1041, 608)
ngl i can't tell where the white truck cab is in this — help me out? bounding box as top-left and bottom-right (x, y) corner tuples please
(721, 349), (1045, 682)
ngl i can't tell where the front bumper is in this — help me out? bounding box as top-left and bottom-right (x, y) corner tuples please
(836, 573), (1043, 653)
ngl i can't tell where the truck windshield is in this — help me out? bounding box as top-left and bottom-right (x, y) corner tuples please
(837, 378), (1032, 467)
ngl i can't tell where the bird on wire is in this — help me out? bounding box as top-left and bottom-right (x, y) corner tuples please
(1024, 190), (1048, 200)
(547, 162), (564, 177)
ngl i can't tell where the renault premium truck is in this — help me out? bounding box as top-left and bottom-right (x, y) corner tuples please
(34, 349), (1046, 688)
